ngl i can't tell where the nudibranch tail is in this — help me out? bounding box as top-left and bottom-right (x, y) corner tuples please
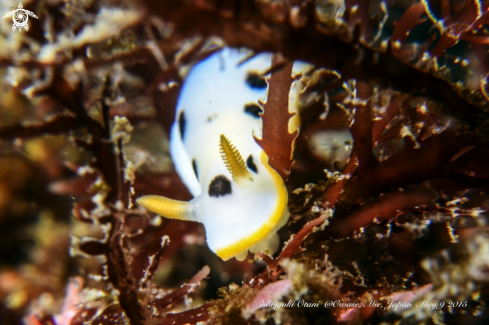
(219, 134), (253, 187)
(137, 195), (196, 221)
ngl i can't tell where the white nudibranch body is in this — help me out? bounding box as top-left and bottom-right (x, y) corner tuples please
(137, 48), (307, 261)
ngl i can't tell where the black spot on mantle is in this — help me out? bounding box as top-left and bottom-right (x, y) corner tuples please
(192, 159), (199, 180)
(179, 111), (186, 140)
(208, 175), (232, 197)
(246, 72), (268, 89)
(244, 103), (263, 118)
(246, 155), (258, 173)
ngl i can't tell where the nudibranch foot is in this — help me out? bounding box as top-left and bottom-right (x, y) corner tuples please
(249, 233), (279, 255)
(235, 250), (248, 262)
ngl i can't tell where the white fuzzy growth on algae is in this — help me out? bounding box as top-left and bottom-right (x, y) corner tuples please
(38, 8), (142, 63)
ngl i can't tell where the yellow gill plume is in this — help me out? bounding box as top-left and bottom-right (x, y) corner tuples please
(136, 195), (195, 221)
(219, 134), (253, 187)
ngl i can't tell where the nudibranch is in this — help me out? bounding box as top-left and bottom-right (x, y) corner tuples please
(137, 48), (306, 261)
